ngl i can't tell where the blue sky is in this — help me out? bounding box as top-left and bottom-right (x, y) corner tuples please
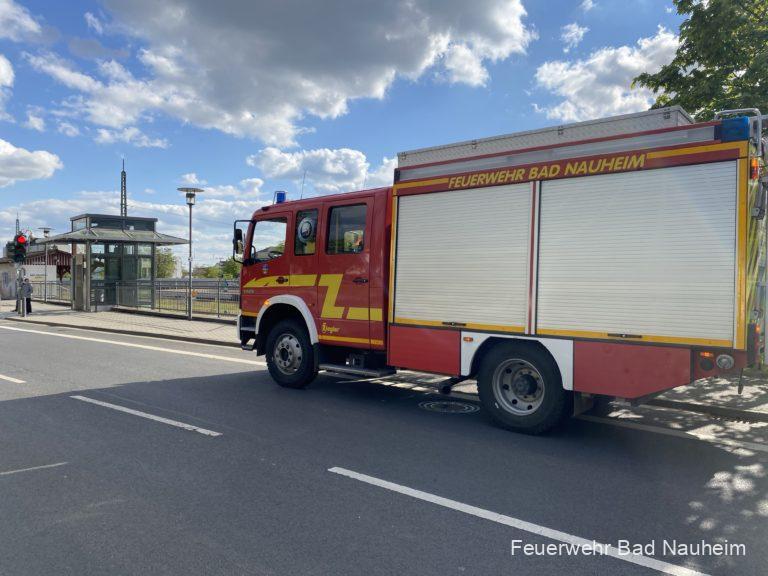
(0, 0), (683, 263)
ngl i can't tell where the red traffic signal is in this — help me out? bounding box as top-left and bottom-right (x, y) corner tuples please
(15, 233), (26, 244)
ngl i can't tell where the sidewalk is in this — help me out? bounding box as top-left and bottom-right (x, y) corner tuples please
(1, 301), (239, 347)
(2, 299), (766, 421)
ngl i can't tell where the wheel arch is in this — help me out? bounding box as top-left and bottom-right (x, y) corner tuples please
(256, 296), (318, 351)
(463, 334), (573, 391)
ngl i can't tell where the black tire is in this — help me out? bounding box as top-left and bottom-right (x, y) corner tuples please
(477, 342), (571, 434)
(265, 319), (317, 389)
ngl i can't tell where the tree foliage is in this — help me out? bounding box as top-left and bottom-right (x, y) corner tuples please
(203, 259), (241, 279)
(634, 0), (768, 120)
(156, 248), (178, 278)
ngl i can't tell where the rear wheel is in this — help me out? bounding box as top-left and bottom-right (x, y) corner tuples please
(477, 342), (571, 434)
(265, 319), (317, 389)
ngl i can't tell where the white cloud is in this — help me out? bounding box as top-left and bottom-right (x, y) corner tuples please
(24, 109), (45, 131)
(27, 0), (535, 147)
(534, 27), (678, 122)
(0, 138), (62, 188)
(180, 172), (205, 185)
(561, 23), (588, 53)
(580, 0), (596, 12)
(0, 53), (13, 120)
(84, 12), (104, 35)
(247, 147), (395, 195)
(0, 53), (13, 87)
(57, 121), (80, 137)
(444, 44), (489, 86)
(0, 0), (41, 42)
(95, 126), (168, 148)
(365, 156), (398, 188)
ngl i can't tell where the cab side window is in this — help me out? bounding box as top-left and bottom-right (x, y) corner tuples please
(250, 218), (287, 262)
(295, 209), (318, 255)
(326, 204), (366, 255)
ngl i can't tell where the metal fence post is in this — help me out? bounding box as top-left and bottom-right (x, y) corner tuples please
(217, 277), (221, 318)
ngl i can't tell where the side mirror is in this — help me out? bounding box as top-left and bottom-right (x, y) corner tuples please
(233, 227), (244, 262)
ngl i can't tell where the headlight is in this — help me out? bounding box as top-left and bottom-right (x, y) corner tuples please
(716, 354), (735, 370)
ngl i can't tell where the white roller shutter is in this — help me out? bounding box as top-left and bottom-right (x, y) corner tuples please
(394, 184), (531, 329)
(537, 162), (737, 343)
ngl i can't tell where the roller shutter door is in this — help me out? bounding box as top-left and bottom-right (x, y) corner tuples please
(394, 184), (531, 329)
(537, 162), (737, 343)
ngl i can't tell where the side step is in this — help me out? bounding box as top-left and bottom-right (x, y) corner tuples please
(319, 363), (396, 378)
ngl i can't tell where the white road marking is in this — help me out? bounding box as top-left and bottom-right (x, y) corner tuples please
(71, 395), (223, 437)
(0, 462), (68, 476)
(577, 414), (768, 454)
(0, 325), (265, 366)
(329, 467), (710, 576)
(0, 373), (25, 384)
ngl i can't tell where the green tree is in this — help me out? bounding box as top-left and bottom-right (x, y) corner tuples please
(156, 248), (178, 278)
(633, 0), (768, 120)
(203, 259), (241, 279)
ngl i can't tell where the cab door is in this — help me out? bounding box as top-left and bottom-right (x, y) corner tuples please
(316, 198), (373, 348)
(240, 213), (290, 316)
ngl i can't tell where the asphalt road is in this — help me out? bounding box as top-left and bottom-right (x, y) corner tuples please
(0, 322), (766, 576)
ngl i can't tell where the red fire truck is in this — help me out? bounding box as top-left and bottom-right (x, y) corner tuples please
(234, 106), (767, 434)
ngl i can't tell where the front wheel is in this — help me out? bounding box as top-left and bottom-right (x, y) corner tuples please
(265, 319), (317, 389)
(477, 343), (571, 434)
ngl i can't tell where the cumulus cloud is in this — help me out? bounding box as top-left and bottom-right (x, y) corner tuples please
(561, 23), (588, 53)
(534, 27), (678, 122)
(247, 147), (395, 195)
(0, 53), (13, 119)
(0, 138), (62, 187)
(26, 0), (535, 147)
(580, 0), (595, 11)
(0, 0), (41, 42)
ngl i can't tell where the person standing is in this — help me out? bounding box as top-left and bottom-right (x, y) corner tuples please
(20, 278), (33, 314)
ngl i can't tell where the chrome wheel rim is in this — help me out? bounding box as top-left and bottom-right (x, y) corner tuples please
(273, 333), (303, 375)
(491, 359), (545, 415)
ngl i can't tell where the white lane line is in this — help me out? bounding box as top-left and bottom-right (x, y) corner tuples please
(0, 462), (68, 476)
(577, 414), (768, 454)
(0, 373), (25, 384)
(329, 467), (710, 576)
(0, 325), (265, 366)
(71, 395), (222, 437)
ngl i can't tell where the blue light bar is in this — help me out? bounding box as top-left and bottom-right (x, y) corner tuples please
(718, 116), (751, 142)
(274, 190), (287, 204)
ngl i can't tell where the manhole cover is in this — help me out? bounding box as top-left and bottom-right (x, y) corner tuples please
(419, 400), (480, 414)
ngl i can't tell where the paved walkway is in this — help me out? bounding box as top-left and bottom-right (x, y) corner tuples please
(2, 299), (766, 419)
(0, 301), (239, 346)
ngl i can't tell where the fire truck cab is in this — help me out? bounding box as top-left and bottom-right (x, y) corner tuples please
(235, 106), (768, 434)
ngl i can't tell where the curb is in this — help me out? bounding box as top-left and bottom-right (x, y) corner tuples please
(4, 317), (241, 349)
(111, 306), (237, 326)
(648, 398), (768, 423)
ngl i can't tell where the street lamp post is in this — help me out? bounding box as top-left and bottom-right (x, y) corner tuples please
(38, 227), (53, 303)
(179, 187), (203, 320)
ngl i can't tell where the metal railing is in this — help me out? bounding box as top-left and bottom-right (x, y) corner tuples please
(118, 279), (240, 318)
(33, 279), (240, 318)
(29, 281), (72, 304)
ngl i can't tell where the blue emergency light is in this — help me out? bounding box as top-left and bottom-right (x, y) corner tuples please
(273, 190), (287, 204)
(718, 116), (751, 142)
